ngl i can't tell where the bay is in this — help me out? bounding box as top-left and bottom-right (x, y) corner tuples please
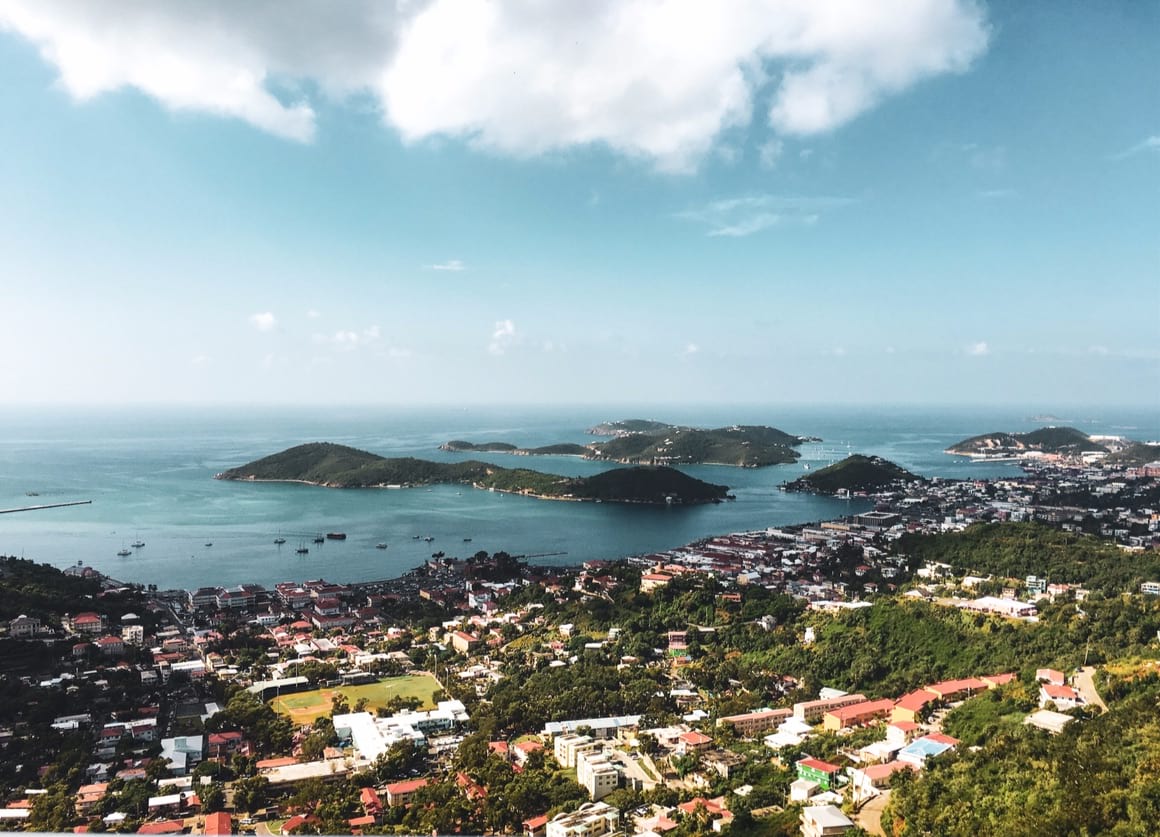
(0, 404), (1154, 591)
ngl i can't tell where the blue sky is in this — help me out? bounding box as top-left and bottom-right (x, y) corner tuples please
(0, 1), (1156, 407)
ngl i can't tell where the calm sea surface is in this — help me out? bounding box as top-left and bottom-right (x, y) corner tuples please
(0, 405), (1155, 590)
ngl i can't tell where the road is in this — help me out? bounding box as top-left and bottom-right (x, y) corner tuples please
(1074, 666), (1107, 712)
(853, 790), (891, 836)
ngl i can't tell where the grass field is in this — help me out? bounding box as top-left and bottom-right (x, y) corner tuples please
(268, 673), (443, 725)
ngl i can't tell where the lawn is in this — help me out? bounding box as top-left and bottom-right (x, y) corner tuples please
(269, 673), (443, 725)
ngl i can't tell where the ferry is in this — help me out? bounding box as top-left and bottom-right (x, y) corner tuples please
(326, 532), (347, 540)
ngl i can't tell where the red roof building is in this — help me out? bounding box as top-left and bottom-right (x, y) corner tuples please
(136, 820), (185, 834)
(203, 812), (232, 836)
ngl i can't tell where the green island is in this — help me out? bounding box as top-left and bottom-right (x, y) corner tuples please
(783, 453), (920, 494)
(441, 421), (817, 467)
(587, 418), (674, 436)
(215, 442), (729, 504)
(946, 425), (1107, 457)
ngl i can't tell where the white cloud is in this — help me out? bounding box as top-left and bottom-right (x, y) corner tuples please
(313, 325), (381, 350)
(190, 354), (210, 366)
(683, 343), (700, 356)
(967, 341), (990, 356)
(977, 188), (1015, 199)
(428, 259), (466, 271)
(1112, 135), (1160, 160)
(678, 194), (853, 237)
(249, 311), (277, 331)
(386, 347), (412, 359)
(758, 139), (784, 169)
(306, 309), (321, 319)
(0, 0), (990, 171)
(488, 319), (516, 355)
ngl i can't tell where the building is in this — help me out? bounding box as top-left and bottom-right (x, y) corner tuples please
(451, 631), (480, 655)
(159, 735), (204, 775)
(922, 678), (989, 702)
(545, 802), (619, 837)
(554, 734), (599, 769)
(1141, 581), (1160, 596)
(639, 573), (672, 593)
(8, 615), (41, 638)
(66, 612), (105, 635)
(800, 804), (855, 837)
(1025, 709), (1073, 735)
(897, 733), (958, 767)
(1039, 683), (1084, 710)
(715, 708), (792, 738)
(793, 694), (867, 724)
(203, 812), (233, 835)
(542, 715), (641, 741)
(1036, 668), (1066, 686)
(385, 778), (427, 807)
(796, 758), (842, 791)
(677, 730), (714, 754)
(576, 750), (620, 801)
(891, 690), (937, 724)
(822, 698), (894, 732)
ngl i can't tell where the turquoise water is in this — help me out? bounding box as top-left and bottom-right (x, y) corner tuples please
(0, 405), (1154, 590)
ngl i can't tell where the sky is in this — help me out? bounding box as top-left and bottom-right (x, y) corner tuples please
(0, 0), (1156, 408)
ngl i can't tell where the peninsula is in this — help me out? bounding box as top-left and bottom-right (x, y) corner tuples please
(442, 420), (819, 468)
(783, 454), (920, 494)
(215, 442), (729, 505)
(947, 426), (1108, 459)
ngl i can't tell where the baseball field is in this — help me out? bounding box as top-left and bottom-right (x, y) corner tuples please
(268, 673), (442, 725)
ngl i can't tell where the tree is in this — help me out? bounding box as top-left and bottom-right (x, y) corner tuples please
(231, 775), (269, 815)
(199, 783), (225, 813)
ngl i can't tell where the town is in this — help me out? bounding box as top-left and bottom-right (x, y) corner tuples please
(1, 452), (1159, 836)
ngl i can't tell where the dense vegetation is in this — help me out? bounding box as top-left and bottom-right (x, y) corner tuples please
(590, 425), (805, 467)
(898, 522), (1160, 595)
(947, 425), (1105, 455)
(784, 454), (919, 494)
(885, 675), (1160, 835)
(1106, 442), (1160, 466)
(439, 440), (519, 452)
(217, 443), (729, 504)
(587, 419), (674, 435)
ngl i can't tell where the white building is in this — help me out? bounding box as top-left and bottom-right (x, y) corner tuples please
(576, 750), (620, 801)
(546, 802), (619, 837)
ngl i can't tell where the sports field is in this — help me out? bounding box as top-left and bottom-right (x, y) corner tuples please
(268, 673), (442, 725)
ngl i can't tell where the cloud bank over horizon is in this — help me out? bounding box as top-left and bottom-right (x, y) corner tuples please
(0, 0), (989, 170)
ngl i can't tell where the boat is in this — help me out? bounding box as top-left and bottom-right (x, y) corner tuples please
(463, 538), (472, 542)
(26, 491), (39, 497)
(274, 537), (286, 545)
(131, 539), (145, 548)
(117, 546), (131, 557)
(326, 532), (347, 540)
(412, 535), (421, 540)
(376, 543), (388, 550)
(313, 536), (325, 544)
(423, 536), (434, 542)
(205, 542), (213, 547)
(296, 543), (309, 554)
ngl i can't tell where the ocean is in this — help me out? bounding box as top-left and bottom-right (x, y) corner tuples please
(0, 404), (1155, 591)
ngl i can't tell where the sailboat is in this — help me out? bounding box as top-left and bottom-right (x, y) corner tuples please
(116, 543), (131, 557)
(295, 541), (309, 555)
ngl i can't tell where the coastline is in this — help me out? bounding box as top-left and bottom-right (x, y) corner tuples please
(217, 474), (721, 506)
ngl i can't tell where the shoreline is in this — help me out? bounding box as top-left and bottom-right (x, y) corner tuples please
(217, 474), (725, 506)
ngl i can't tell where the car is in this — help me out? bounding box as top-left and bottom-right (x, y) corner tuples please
(240, 818), (255, 826)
